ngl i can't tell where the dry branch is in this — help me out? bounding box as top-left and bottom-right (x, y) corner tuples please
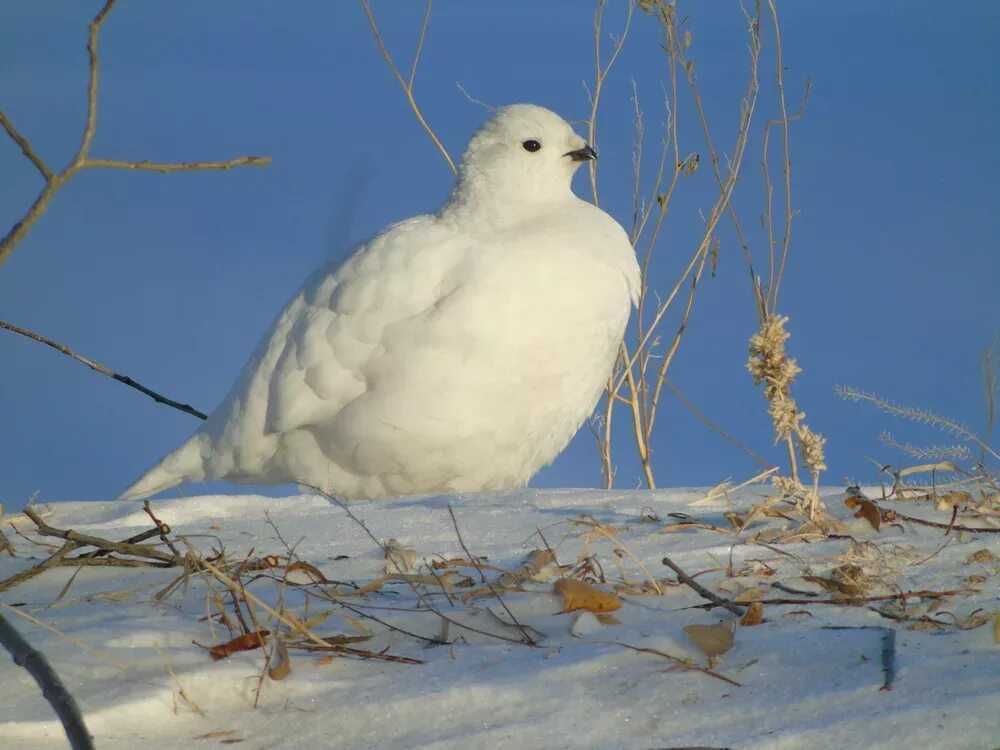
(0, 506), (188, 593)
(359, 0), (455, 174)
(0, 0), (270, 267)
(0, 610), (94, 749)
(661, 556), (745, 617)
(0, 321), (207, 420)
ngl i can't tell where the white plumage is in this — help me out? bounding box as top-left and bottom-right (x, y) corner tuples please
(121, 104), (640, 501)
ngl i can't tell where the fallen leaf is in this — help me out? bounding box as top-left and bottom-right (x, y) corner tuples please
(195, 730), (237, 740)
(285, 561), (332, 584)
(967, 548), (998, 565)
(315, 655), (336, 666)
(683, 622), (735, 667)
(554, 578), (622, 613)
(201, 630), (270, 661)
(844, 496), (881, 532)
(739, 602), (764, 626)
(595, 613), (623, 626)
(268, 640), (291, 681)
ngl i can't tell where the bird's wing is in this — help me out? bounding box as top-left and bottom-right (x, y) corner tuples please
(259, 215), (466, 436)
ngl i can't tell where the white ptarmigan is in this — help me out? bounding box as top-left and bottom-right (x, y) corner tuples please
(121, 104), (640, 501)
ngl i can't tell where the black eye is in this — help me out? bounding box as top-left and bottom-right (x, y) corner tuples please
(522, 139), (542, 153)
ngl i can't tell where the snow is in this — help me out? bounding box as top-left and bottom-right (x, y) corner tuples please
(1, 488), (998, 749)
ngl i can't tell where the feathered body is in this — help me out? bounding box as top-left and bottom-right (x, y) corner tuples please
(122, 105), (639, 501)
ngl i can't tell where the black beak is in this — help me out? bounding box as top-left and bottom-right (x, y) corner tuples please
(564, 144), (597, 162)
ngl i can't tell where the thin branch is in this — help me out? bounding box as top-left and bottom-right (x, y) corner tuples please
(447, 505), (536, 646)
(0, 109), (52, 179)
(661, 556), (745, 617)
(359, 0), (456, 174)
(662, 377), (773, 467)
(586, 0), (635, 205)
(0, 0), (271, 267)
(83, 156), (270, 173)
(0, 320), (207, 420)
(0, 609), (94, 750)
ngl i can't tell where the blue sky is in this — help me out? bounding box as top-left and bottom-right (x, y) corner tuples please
(1, 1), (997, 503)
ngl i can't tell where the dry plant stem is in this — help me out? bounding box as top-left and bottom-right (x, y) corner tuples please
(602, 4), (762, 488)
(0, 0), (269, 267)
(0, 541), (77, 594)
(23, 507), (181, 565)
(586, 0), (635, 205)
(663, 377), (772, 467)
(614, 5), (761, 394)
(310, 487), (536, 646)
(0, 321), (208, 420)
(661, 556), (745, 616)
(359, 0), (455, 174)
(596, 639), (741, 687)
(0, 601), (129, 671)
(447, 505), (536, 645)
(0, 610), (94, 750)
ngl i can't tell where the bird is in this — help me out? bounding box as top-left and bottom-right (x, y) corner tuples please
(121, 104), (640, 501)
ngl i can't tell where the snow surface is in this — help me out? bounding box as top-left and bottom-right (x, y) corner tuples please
(1, 488), (998, 750)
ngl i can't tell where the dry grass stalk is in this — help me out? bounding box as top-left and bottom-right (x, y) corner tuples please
(595, 0), (764, 488)
(747, 316), (827, 517)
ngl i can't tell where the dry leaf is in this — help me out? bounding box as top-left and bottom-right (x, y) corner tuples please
(739, 602), (764, 626)
(285, 561), (332, 585)
(315, 654), (336, 666)
(203, 630), (270, 661)
(554, 578), (622, 613)
(595, 613), (623, 626)
(268, 640), (291, 681)
(967, 548), (998, 565)
(899, 461), (964, 477)
(195, 731), (237, 740)
(844, 496), (881, 532)
(683, 622), (734, 666)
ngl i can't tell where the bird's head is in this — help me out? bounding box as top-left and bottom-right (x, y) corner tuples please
(449, 104), (595, 212)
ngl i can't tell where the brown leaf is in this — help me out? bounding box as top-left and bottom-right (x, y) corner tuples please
(553, 578), (622, 613)
(195, 731), (237, 740)
(315, 654), (336, 666)
(844, 496), (881, 532)
(202, 630), (270, 661)
(683, 622), (734, 659)
(739, 601), (764, 626)
(967, 548), (998, 565)
(268, 639), (291, 681)
(285, 560), (332, 584)
(595, 613), (623, 626)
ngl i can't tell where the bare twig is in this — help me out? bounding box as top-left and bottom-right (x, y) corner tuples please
(0, 0), (270, 266)
(447, 505), (536, 646)
(586, 0), (635, 204)
(0, 321), (207, 420)
(0, 609), (94, 750)
(595, 639), (741, 687)
(359, 0), (456, 173)
(661, 556), (745, 616)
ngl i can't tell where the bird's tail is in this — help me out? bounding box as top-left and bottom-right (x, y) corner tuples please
(119, 434), (209, 501)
